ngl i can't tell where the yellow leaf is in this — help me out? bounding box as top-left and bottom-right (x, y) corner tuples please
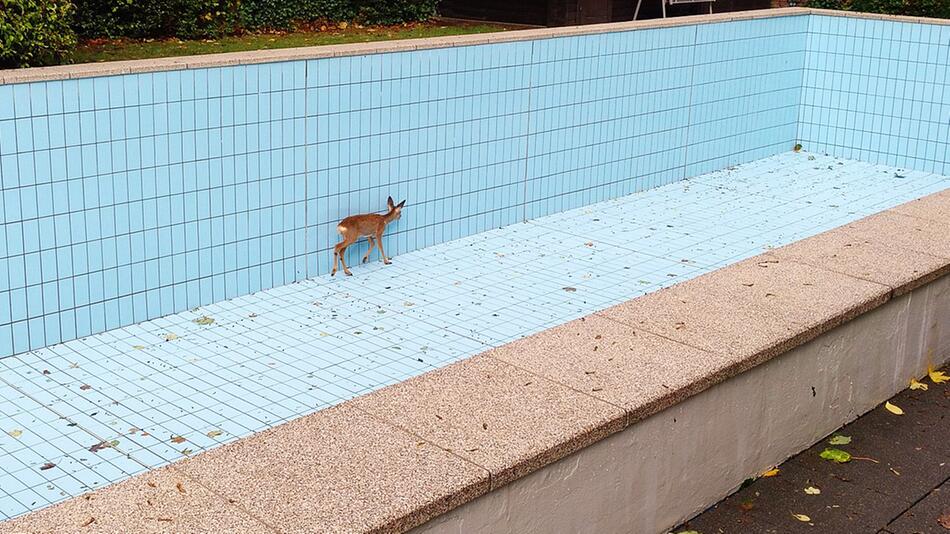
(762, 468), (780, 477)
(928, 366), (949, 384)
(884, 401), (904, 415)
(792, 513), (811, 522)
(164, 333), (179, 342)
(8, 429), (23, 438)
(909, 378), (928, 391)
(206, 430), (223, 438)
(804, 486), (821, 495)
(193, 316), (215, 326)
(132, 345), (145, 350)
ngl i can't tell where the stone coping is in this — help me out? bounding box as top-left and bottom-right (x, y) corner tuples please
(2, 189), (947, 533)
(1, 8), (948, 86)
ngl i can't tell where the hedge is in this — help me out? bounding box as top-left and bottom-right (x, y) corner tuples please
(73, 0), (441, 39)
(804, 0), (949, 19)
(0, 0), (76, 68)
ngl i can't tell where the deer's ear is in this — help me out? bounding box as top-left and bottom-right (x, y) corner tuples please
(387, 196), (395, 208)
(396, 199), (406, 209)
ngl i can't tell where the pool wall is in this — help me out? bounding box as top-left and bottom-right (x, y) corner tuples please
(0, 10), (946, 357)
(799, 15), (950, 174)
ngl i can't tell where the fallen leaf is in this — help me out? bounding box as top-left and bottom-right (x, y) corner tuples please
(181, 448), (193, 455)
(584, 242), (594, 247)
(170, 436), (186, 444)
(88, 440), (118, 453)
(80, 384), (92, 391)
(804, 486), (821, 495)
(80, 517), (95, 527)
(40, 462), (56, 470)
(820, 448), (852, 463)
(562, 287), (577, 292)
(793, 143), (803, 152)
(403, 301), (415, 307)
(147, 481), (157, 488)
(739, 500), (755, 511)
(193, 316), (215, 326)
(928, 366), (949, 384)
(910, 378), (929, 391)
(8, 429), (23, 438)
(885, 401), (904, 415)
(792, 513), (811, 522)
(828, 435), (851, 445)
(42, 369), (51, 375)
(132, 345), (145, 350)
(937, 512), (950, 529)
(762, 468), (780, 477)
(176, 482), (186, 494)
(206, 430), (223, 438)
(164, 333), (179, 342)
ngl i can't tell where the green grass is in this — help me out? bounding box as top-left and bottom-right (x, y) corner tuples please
(71, 22), (514, 64)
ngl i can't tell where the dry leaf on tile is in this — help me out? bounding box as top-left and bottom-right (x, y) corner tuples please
(7, 429), (23, 438)
(170, 436), (186, 444)
(206, 430), (223, 438)
(193, 316), (215, 326)
(164, 333), (179, 342)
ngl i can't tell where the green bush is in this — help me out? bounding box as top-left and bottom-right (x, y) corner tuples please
(72, 0), (239, 39)
(805, 0), (948, 18)
(0, 0), (76, 68)
(354, 0), (440, 25)
(238, 0), (356, 31)
(73, 0), (440, 39)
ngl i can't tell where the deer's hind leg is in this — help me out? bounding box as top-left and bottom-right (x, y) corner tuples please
(332, 233), (355, 276)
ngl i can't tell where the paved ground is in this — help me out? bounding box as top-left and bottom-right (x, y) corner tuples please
(677, 367), (950, 534)
(1, 152), (947, 520)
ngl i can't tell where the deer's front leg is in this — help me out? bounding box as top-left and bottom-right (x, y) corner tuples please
(375, 230), (391, 265)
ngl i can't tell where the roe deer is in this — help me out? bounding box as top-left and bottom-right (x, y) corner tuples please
(331, 196), (406, 276)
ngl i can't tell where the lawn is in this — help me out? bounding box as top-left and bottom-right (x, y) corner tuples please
(71, 20), (517, 64)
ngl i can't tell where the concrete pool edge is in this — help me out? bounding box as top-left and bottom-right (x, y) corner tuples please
(1, 189), (946, 533)
(2, 7), (949, 86)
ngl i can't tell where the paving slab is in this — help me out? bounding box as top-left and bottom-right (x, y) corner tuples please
(767, 229), (950, 296)
(349, 354), (626, 489)
(486, 314), (729, 424)
(0, 469), (274, 534)
(598, 256), (890, 374)
(888, 480), (950, 534)
(843, 211), (950, 260)
(174, 403), (490, 534)
(678, 367), (950, 534)
(892, 189), (950, 226)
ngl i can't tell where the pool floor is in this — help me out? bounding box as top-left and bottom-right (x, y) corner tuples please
(1, 151), (948, 519)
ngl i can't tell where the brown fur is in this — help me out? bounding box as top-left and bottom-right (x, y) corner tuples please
(331, 196), (406, 276)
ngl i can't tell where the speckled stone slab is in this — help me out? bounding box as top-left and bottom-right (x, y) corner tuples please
(174, 403), (489, 534)
(0, 470), (273, 534)
(487, 314), (729, 424)
(597, 256), (891, 373)
(767, 228), (950, 296)
(891, 188), (950, 226)
(843, 211), (950, 259)
(350, 354), (626, 490)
